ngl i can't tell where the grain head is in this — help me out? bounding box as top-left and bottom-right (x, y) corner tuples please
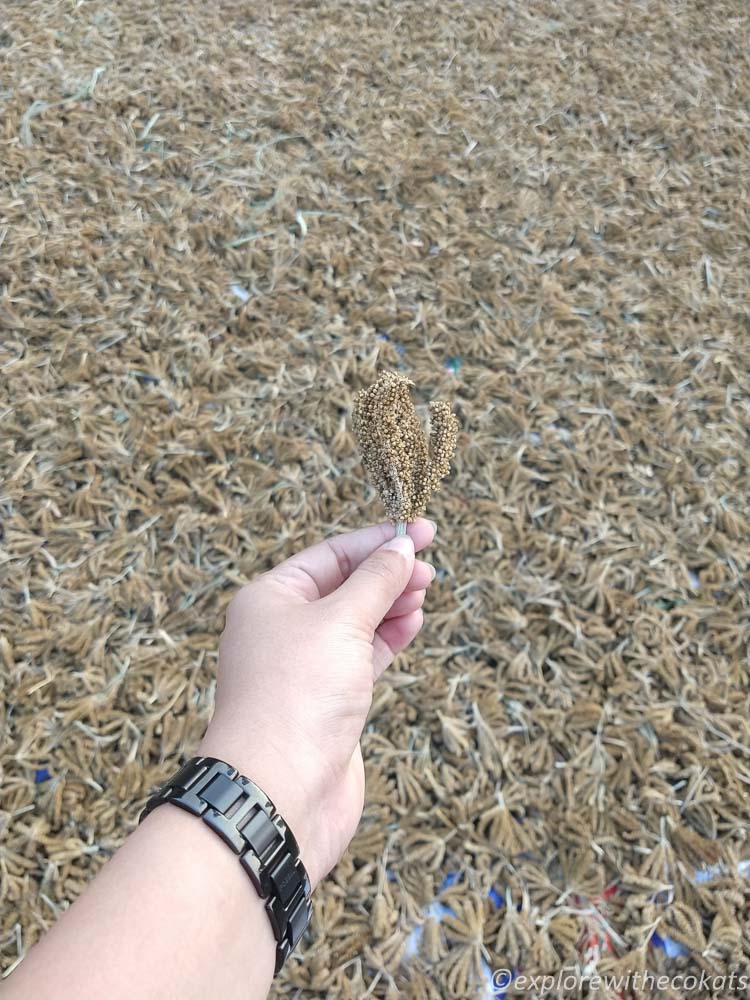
(352, 371), (458, 524)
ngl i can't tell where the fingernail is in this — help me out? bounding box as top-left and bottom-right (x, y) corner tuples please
(382, 535), (415, 556)
(429, 563), (437, 581)
(428, 519), (438, 535)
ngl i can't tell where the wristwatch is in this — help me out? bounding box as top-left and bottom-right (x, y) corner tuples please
(139, 756), (312, 974)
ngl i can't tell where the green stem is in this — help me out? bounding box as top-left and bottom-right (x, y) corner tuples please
(395, 520), (408, 537)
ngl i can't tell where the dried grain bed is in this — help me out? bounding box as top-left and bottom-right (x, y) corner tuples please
(2, 0), (749, 994)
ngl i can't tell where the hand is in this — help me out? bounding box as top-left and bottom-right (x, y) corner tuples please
(197, 519), (437, 887)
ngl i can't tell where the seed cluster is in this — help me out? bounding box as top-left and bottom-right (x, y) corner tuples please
(352, 371), (459, 523)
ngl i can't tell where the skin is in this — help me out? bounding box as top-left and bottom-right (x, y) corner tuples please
(1, 519), (437, 1000)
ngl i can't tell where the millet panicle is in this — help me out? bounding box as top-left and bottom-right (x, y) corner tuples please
(352, 371), (458, 530)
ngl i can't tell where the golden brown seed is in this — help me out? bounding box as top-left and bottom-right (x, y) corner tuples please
(352, 371), (458, 523)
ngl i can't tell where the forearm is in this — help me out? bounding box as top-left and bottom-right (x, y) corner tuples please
(1, 799), (276, 1000)
(1, 520), (433, 1000)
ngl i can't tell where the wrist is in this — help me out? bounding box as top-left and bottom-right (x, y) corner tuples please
(196, 723), (326, 889)
(138, 803), (277, 989)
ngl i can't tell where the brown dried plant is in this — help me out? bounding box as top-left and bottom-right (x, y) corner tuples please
(352, 371), (458, 532)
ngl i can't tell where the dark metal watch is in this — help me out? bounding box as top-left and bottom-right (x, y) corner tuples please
(139, 756), (312, 974)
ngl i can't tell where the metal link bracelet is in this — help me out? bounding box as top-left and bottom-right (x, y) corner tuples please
(139, 756), (312, 974)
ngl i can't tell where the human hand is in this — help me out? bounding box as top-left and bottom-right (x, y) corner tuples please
(197, 519), (437, 888)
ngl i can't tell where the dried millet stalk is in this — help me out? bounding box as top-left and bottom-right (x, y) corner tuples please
(353, 370), (458, 535)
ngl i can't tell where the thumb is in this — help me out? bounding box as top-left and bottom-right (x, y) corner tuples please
(328, 534), (415, 631)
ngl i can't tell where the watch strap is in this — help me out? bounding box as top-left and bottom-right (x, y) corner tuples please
(139, 756), (311, 974)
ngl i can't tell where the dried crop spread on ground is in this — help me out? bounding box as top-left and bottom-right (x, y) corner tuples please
(1, 0), (749, 995)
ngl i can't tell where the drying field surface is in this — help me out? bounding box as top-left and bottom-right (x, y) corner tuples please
(2, 0), (749, 993)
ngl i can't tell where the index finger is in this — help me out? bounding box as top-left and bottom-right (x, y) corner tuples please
(271, 518), (436, 601)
